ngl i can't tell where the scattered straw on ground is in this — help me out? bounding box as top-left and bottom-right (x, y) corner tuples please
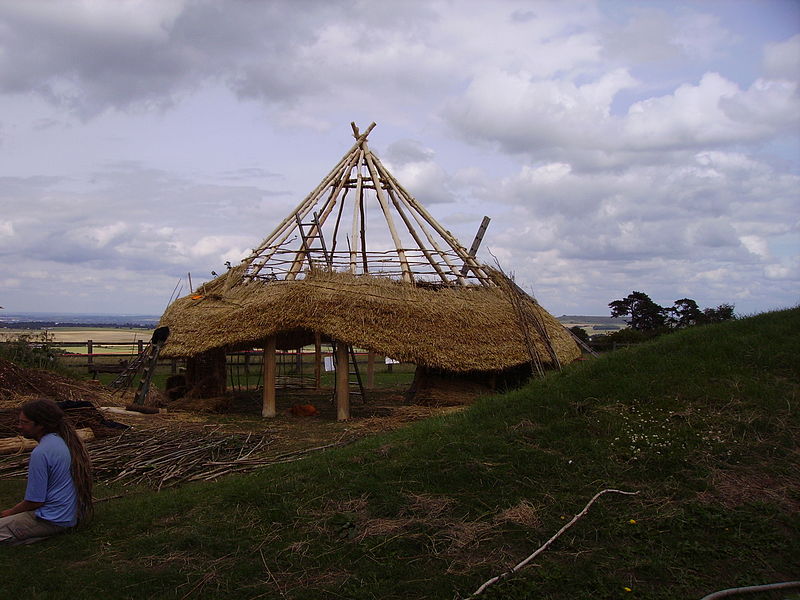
(0, 357), (126, 410)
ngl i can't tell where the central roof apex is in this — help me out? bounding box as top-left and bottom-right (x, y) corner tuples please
(230, 122), (490, 288)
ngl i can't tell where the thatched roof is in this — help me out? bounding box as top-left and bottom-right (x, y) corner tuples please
(159, 269), (580, 372)
(158, 123), (581, 372)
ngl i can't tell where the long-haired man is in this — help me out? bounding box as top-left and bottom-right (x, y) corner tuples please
(0, 398), (93, 545)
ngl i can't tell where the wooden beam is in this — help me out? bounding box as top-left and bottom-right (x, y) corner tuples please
(336, 342), (350, 420)
(244, 148), (357, 278)
(349, 150), (365, 273)
(385, 187), (451, 284)
(460, 216), (491, 276)
(363, 148), (413, 283)
(382, 172), (467, 284)
(286, 150), (361, 279)
(262, 336), (276, 417)
(375, 154), (491, 283)
(366, 349), (375, 389)
(314, 332), (322, 390)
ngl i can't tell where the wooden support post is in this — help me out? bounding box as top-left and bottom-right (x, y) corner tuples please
(336, 342), (350, 421)
(366, 350), (375, 389)
(86, 340), (93, 373)
(262, 336), (276, 418)
(314, 332), (322, 390)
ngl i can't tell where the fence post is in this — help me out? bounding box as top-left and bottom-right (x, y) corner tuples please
(86, 340), (93, 373)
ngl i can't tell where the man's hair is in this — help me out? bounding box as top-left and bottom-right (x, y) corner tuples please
(22, 398), (94, 524)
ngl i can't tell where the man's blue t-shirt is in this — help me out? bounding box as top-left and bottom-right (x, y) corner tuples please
(25, 433), (77, 527)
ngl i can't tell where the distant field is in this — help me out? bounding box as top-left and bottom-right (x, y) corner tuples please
(561, 322), (625, 334)
(0, 327), (153, 343)
(556, 315), (625, 335)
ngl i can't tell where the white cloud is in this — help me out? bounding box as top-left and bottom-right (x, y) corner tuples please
(763, 34), (800, 81)
(0, 0), (797, 316)
(740, 235), (770, 259)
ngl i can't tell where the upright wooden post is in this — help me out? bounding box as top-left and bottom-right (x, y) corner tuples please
(314, 332), (322, 390)
(336, 342), (350, 421)
(262, 336), (276, 418)
(86, 340), (93, 374)
(366, 350), (375, 389)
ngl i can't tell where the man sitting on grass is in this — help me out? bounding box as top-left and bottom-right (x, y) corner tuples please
(0, 398), (93, 545)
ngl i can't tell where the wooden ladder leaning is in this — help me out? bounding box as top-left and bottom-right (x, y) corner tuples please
(110, 327), (170, 405)
(295, 211), (332, 269)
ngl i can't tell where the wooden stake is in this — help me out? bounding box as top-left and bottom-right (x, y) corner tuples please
(336, 342), (350, 421)
(262, 336), (276, 418)
(314, 332), (322, 390)
(366, 350), (375, 389)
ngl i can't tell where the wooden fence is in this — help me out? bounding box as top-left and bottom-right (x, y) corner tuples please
(2, 340), (401, 393)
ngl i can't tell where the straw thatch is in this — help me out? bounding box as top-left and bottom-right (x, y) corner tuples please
(159, 268), (580, 372)
(158, 123), (580, 376)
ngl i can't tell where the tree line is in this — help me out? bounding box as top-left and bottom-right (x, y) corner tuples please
(570, 291), (735, 345)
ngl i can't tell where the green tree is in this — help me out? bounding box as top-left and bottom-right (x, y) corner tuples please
(569, 326), (590, 343)
(703, 303), (736, 323)
(609, 291), (668, 331)
(669, 298), (704, 328)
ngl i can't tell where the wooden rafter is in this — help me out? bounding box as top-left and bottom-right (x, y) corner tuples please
(227, 122), (493, 288)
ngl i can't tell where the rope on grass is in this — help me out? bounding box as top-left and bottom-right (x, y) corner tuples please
(699, 581), (800, 599)
(468, 488), (640, 598)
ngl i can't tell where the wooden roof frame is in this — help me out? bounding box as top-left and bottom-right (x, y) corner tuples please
(228, 122), (491, 288)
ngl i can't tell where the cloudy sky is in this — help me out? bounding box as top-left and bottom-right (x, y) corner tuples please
(1, 0), (797, 317)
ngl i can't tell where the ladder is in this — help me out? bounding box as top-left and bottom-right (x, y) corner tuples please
(295, 212), (332, 269)
(110, 327), (170, 405)
(331, 342), (367, 404)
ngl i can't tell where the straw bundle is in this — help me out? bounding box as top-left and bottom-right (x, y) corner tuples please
(159, 269), (580, 373)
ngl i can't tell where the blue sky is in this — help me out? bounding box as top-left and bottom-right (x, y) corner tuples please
(0, 0), (797, 317)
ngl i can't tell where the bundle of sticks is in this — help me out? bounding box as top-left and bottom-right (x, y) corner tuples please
(0, 426), (353, 490)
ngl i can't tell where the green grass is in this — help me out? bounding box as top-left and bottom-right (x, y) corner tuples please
(1, 308), (798, 599)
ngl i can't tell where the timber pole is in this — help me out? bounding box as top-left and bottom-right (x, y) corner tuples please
(262, 336), (276, 417)
(336, 342), (350, 421)
(314, 332), (322, 390)
(366, 350), (375, 389)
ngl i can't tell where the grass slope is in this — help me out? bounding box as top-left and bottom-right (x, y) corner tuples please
(1, 308), (798, 599)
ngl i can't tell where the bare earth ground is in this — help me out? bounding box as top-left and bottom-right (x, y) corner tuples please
(0, 357), (464, 488)
(103, 387), (462, 451)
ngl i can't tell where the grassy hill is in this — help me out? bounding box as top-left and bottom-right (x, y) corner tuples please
(1, 308), (798, 599)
